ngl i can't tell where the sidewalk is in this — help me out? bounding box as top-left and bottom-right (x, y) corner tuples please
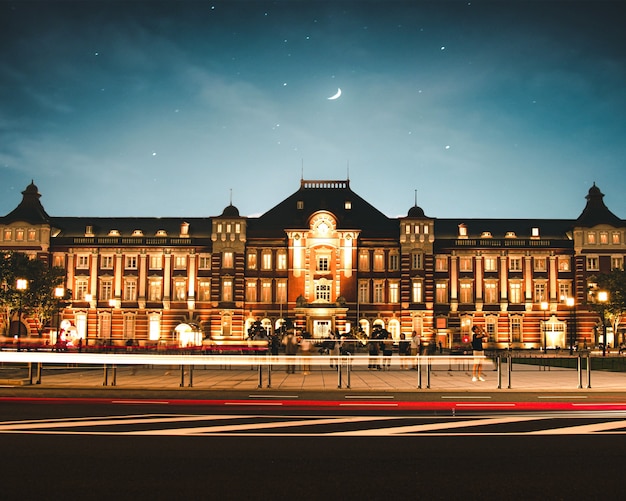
(3, 356), (626, 392)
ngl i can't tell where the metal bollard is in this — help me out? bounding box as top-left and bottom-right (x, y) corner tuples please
(577, 354), (582, 389)
(188, 365), (193, 388)
(258, 364), (263, 388)
(507, 355), (512, 389)
(337, 356), (342, 388)
(427, 357), (431, 389)
(180, 365), (185, 387)
(267, 358), (272, 388)
(103, 364), (108, 386)
(587, 353), (592, 389)
(418, 356), (422, 389)
(111, 365), (117, 386)
(346, 354), (351, 389)
(497, 356), (502, 389)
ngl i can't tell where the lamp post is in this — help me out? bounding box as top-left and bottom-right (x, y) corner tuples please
(54, 286), (64, 350)
(598, 290), (609, 357)
(16, 278), (28, 350)
(566, 297), (575, 355)
(541, 301), (549, 352)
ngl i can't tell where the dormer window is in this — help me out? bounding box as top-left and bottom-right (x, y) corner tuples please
(458, 224), (467, 238)
(85, 225), (94, 237)
(505, 231), (517, 238)
(344, 200), (352, 210)
(297, 200), (304, 210)
(108, 229), (120, 236)
(531, 227), (540, 239)
(480, 231), (492, 238)
(132, 229), (144, 237)
(155, 229), (167, 237)
(180, 222), (190, 237)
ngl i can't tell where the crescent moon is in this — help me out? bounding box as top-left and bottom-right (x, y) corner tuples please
(327, 88), (342, 100)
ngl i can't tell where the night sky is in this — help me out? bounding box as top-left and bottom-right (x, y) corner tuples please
(1, 1), (624, 220)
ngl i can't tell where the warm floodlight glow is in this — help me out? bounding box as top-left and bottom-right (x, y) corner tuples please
(16, 279), (28, 291)
(597, 290), (608, 303)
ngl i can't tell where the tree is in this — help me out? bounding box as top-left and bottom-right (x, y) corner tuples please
(0, 251), (67, 337)
(591, 269), (626, 347)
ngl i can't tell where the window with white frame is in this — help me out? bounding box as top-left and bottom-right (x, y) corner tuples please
(600, 232), (609, 245)
(76, 255), (89, 269)
(534, 257), (547, 272)
(587, 232), (596, 244)
(148, 313), (161, 341)
(75, 278), (88, 300)
(247, 251), (257, 270)
(316, 254), (330, 272)
(359, 280), (369, 303)
(197, 279), (210, 301)
(485, 316), (498, 342)
(174, 255), (187, 269)
(99, 280), (113, 301)
(125, 255), (137, 269)
(534, 282), (547, 302)
(411, 252), (423, 270)
(98, 255), (113, 270)
(123, 313), (136, 339)
(315, 280), (332, 302)
(586, 256), (599, 271)
(276, 280), (287, 304)
(559, 282), (572, 301)
(612, 256), (624, 270)
(435, 256), (448, 272)
(412, 280), (423, 303)
(509, 282), (522, 304)
(149, 255), (162, 269)
(373, 281), (384, 303)
(510, 316), (522, 343)
(198, 255), (211, 269)
(123, 280), (137, 301)
(459, 257), (473, 272)
(389, 282), (399, 303)
(612, 232), (621, 244)
(484, 256), (497, 272)
(509, 257), (522, 272)
(558, 256), (570, 272)
(148, 278), (162, 301)
(246, 281), (257, 302)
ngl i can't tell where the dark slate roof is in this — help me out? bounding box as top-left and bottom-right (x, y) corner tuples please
(434, 218), (574, 240)
(1, 181), (51, 224)
(575, 183), (623, 227)
(50, 217), (213, 238)
(246, 180), (397, 239)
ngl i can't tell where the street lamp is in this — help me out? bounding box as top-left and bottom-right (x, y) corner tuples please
(565, 297), (575, 355)
(16, 278), (28, 350)
(597, 290), (609, 357)
(540, 301), (549, 351)
(54, 286), (64, 349)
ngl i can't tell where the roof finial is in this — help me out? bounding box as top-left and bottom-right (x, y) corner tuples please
(229, 188), (233, 206)
(347, 160), (350, 181)
(414, 189), (418, 206)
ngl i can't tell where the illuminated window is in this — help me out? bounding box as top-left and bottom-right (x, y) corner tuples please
(509, 282), (522, 304)
(485, 316), (498, 342)
(148, 279), (162, 301)
(125, 255), (137, 269)
(99, 280), (112, 301)
(101, 255), (114, 269)
(373, 281), (384, 303)
(174, 255), (187, 269)
(484, 282), (498, 304)
(412, 280), (423, 303)
(222, 251), (234, 268)
(276, 280), (287, 303)
(317, 255), (330, 272)
(344, 200), (352, 209)
(510, 317), (522, 343)
(16, 229), (24, 241)
(373, 251), (385, 271)
(197, 280), (210, 301)
(587, 232), (596, 244)
(612, 232), (621, 244)
(509, 257), (522, 272)
(586, 256), (599, 271)
(534, 257), (547, 272)
(411, 252), (423, 270)
(149, 255), (162, 269)
(246, 281), (257, 302)
(559, 282), (572, 301)
(459, 257), (473, 272)
(484, 256), (497, 272)
(261, 250), (272, 270)
(247, 251), (257, 270)
(173, 279), (186, 301)
(276, 251), (287, 270)
(558, 256), (570, 272)
(612, 257), (624, 270)
(123, 280), (137, 301)
(3, 229), (12, 240)
(459, 282), (473, 303)
(458, 224), (467, 237)
(389, 282), (399, 303)
(359, 251), (369, 271)
(534, 282), (547, 302)
(359, 280), (369, 303)
(389, 252), (399, 271)
(77, 255), (89, 269)
(198, 255), (211, 269)
(28, 229), (36, 241)
(148, 313), (161, 341)
(435, 256), (448, 272)
(315, 281), (332, 302)
(75, 279), (88, 300)
(261, 281), (272, 302)
(600, 232), (609, 244)
(123, 313), (136, 339)
(222, 279), (233, 302)
(435, 282), (448, 303)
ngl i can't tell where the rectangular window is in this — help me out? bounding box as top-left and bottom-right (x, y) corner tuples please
(261, 281), (272, 302)
(173, 279), (186, 301)
(586, 256), (599, 271)
(534, 257), (547, 272)
(198, 255), (211, 269)
(612, 257), (624, 270)
(148, 279), (162, 301)
(484, 282), (498, 304)
(149, 255), (162, 270)
(412, 280), (423, 303)
(373, 281), (384, 303)
(75, 279), (88, 301)
(600, 232), (609, 244)
(509, 282), (522, 304)
(435, 256), (448, 272)
(123, 280), (137, 301)
(102, 255), (114, 269)
(435, 282), (448, 303)
(123, 314), (136, 340)
(125, 256), (137, 269)
(222, 279), (233, 302)
(359, 280), (369, 303)
(612, 232), (621, 244)
(559, 282), (572, 301)
(16, 229), (24, 241)
(558, 256), (570, 272)
(459, 282), (473, 303)
(197, 280), (211, 301)
(246, 281), (257, 302)
(317, 255), (330, 272)
(389, 253), (399, 271)
(511, 317), (522, 343)
(509, 257), (522, 272)
(411, 252), (423, 270)
(222, 251), (234, 268)
(459, 257), (473, 272)
(389, 282), (399, 303)
(316, 282), (332, 302)
(174, 255), (187, 269)
(261, 250), (272, 270)
(276, 281), (287, 304)
(587, 232), (596, 244)
(148, 314), (161, 341)
(28, 229), (37, 241)
(247, 251), (257, 270)
(3, 229), (12, 241)
(77, 255), (89, 269)
(100, 280), (112, 301)
(276, 251), (287, 271)
(373, 251), (385, 271)
(484, 256), (497, 272)
(534, 282), (547, 302)
(359, 251), (369, 271)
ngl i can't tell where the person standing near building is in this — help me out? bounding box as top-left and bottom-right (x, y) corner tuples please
(283, 327), (298, 374)
(409, 331), (419, 370)
(300, 331), (314, 375)
(398, 333), (410, 369)
(471, 325), (486, 382)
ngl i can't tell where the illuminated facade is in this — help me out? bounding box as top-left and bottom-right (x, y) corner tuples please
(1, 180), (624, 349)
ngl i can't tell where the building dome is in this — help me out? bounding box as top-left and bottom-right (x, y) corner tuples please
(407, 205), (425, 218)
(221, 204), (240, 217)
